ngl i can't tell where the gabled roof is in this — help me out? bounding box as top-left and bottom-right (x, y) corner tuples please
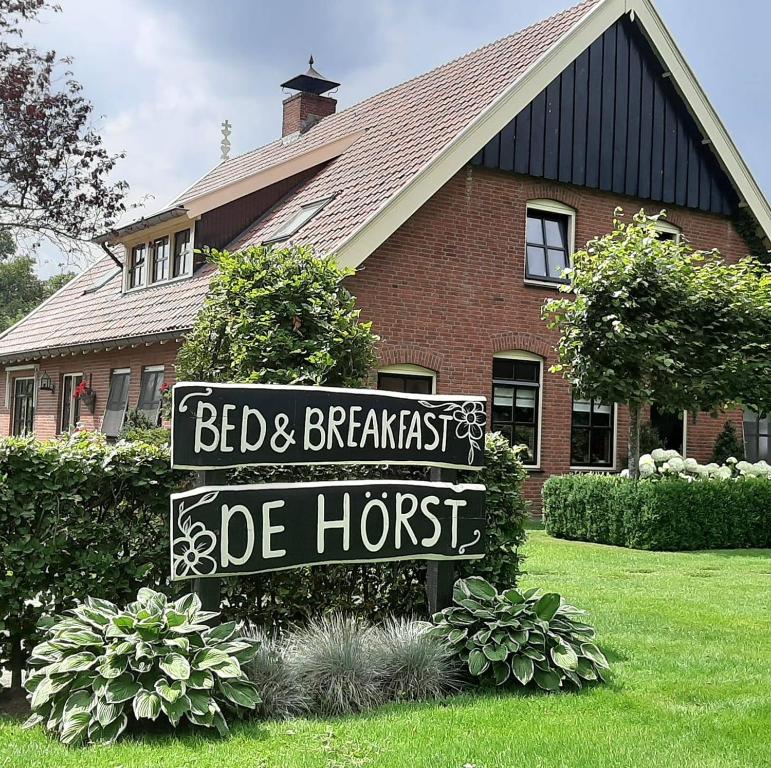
(1, 0), (768, 362)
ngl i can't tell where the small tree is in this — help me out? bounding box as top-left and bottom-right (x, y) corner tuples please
(177, 244), (378, 386)
(544, 209), (771, 477)
(710, 421), (745, 464)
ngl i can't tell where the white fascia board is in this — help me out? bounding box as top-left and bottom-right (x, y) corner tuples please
(181, 129), (366, 218)
(630, 0), (771, 245)
(333, 0), (623, 269)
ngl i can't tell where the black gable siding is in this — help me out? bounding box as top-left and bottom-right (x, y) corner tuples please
(471, 17), (738, 216)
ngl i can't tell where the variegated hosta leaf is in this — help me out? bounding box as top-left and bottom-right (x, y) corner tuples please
(205, 621), (237, 643)
(97, 654), (128, 679)
(60, 710), (91, 745)
(187, 688), (213, 716)
(94, 698), (124, 727)
(133, 689), (161, 721)
(104, 674), (141, 704)
(187, 669), (214, 690)
(159, 653), (191, 681)
(217, 679), (260, 709)
(155, 678), (186, 703)
(159, 694), (191, 726)
(88, 713), (128, 744)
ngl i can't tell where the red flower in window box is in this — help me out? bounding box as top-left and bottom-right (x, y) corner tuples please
(160, 382), (170, 395)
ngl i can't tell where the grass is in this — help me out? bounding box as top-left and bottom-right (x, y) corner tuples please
(2, 532), (770, 767)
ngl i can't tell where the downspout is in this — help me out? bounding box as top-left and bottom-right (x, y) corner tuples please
(100, 242), (123, 269)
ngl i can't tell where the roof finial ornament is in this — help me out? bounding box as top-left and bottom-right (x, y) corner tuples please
(309, 54), (314, 67)
(220, 119), (232, 162)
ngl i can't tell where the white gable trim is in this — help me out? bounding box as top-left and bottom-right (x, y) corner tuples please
(334, 0), (771, 269)
(180, 129), (366, 218)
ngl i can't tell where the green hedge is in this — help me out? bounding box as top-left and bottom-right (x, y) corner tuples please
(543, 474), (771, 550)
(1, 431), (528, 682)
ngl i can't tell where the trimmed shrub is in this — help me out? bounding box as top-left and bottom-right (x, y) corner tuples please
(23, 589), (261, 745)
(369, 617), (460, 701)
(284, 615), (383, 716)
(431, 577), (608, 691)
(544, 474), (771, 550)
(0, 432), (182, 687)
(240, 626), (310, 719)
(711, 421), (745, 464)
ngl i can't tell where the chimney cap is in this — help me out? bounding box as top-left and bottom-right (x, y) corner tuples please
(281, 55), (340, 95)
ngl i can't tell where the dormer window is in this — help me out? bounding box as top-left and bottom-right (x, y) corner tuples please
(124, 226), (193, 291)
(128, 244), (146, 289)
(264, 198), (332, 244)
(151, 236), (170, 283)
(173, 229), (191, 277)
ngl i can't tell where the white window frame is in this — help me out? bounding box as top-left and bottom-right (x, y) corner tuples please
(569, 399), (618, 472)
(122, 224), (195, 294)
(60, 372), (84, 433)
(493, 350), (544, 469)
(376, 364), (437, 394)
(524, 199), (576, 289)
(11, 375), (36, 436)
(655, 219), (682, 243)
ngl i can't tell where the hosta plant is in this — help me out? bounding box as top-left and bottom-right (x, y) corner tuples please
(23, 588), (261, 745)
(431, 577), (609, 691)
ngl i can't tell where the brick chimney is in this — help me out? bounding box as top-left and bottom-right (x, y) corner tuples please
(281, 56), (339, 137)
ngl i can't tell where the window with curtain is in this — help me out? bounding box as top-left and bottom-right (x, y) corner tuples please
(102, 369), (131, 437)
(492, 356), (540, 465)
(12, 377), (35, 436)
(744, 409), (769, 462)
(137, 367), (165, 426)
(60, 373), (83, 432)
(571, 397), (614, 467)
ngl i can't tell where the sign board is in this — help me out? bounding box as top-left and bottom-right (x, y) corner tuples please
(171, 383), (486, 472)
(170, 480), (486, 580)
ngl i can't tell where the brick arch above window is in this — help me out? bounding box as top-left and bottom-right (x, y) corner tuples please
(490, 332), (553, 361)
(377, 343), (443, 374)
(527, 184), (582, 212)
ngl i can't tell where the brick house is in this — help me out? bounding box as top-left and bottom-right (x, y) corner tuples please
(1, 0), (769, 504)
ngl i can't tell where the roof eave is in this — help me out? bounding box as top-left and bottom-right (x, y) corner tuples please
(94, 206), (190, 245)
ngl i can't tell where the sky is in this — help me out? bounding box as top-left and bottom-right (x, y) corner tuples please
(22, 0), (771, 276)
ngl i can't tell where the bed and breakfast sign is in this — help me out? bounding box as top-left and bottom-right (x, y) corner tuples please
(169, 382), (487, 581)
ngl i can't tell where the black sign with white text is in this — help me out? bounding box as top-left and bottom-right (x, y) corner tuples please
(171, 383), (486, 471)
(170, 480), (486, 580)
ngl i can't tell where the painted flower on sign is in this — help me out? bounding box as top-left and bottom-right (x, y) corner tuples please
(420, 399), (486, 465)
(173, 518), (217, 578)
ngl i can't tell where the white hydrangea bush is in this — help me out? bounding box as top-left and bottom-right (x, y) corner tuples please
(638, 450), (771, 481)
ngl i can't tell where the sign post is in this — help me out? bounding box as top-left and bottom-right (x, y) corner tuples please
(170, 382), (487, 612)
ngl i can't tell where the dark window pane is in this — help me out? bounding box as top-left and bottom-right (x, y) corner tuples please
(514, 361), (539, 382)
(137, 369), (165, 425)
(12, 378), (35, 436)
(547, 248), (568, 278)
(657, 231), (677, 241)
(513, 425), (536, 459)
(492, 358), (515, 380)
(152, 237), (169, 282)
(572, 398), (591, 426)
(592, 401), (612, 427)
(129, 245), (145, 289)
(514, 388), (536, 423)
(544, 216), (567, 248)
(571, 428), (590, 465)
(493, 424), (512, 444)
(173, 229), (191, 277)
(492, 386), (514, 423)
(102, 371), (131, 437)
(526, 245), (547, 277)
(377, 372), (432, 395)
(526, 214), (544, 244)
(591, 429), (612, 465)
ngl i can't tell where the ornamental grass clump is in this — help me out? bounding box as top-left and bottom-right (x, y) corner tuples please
(241, 626), (310, 719)
(431, 577), (608, 691)
(369, 617), (461, 702)
(284, 614), (383, 716)
(23, 589), (261, 745)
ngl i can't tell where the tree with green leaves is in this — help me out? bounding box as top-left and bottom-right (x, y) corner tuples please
(0, 236), (74, 332)
(177, 244), (378, 386)
(543, 209), (771, 477)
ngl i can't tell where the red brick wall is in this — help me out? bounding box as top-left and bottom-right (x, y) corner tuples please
(0, 341), (181, 440)
(282, 92), (337, 137)
(347, 166), (751, 506)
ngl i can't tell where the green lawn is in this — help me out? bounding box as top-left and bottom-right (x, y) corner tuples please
(2, 532), (770, 768)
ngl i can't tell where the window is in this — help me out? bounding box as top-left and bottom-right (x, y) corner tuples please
(377, 365), (435, 395)
(128, 244), (146, 289)
(102, 369), (131, 437)
(744, 409), (769, 462)
(525, 201), (574, 284)
(655, 221), (681, 242)
(571, 397), (614, 467)
(173, 229), (191, 277)
(60, 373), (83, 433)
(151, 236), (170, 283)
(492, 354), (541, 466)
(137, 366), (165, 426)
(263, 198), (332, 244)
(11, 377), (35, 436)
